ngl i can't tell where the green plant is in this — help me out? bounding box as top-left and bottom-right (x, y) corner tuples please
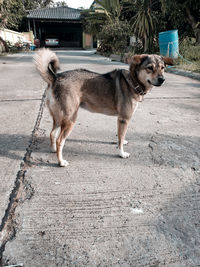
(95, 0), (121, 21)
(174, 37), (200, 73)
(122, 0), (158, 52)
(98, 20), (131, 55)
(179, 37), (200, 61)
(160, 0), (200, 44)
(81, 9), (107, 37)
(81, 0), (121, 39)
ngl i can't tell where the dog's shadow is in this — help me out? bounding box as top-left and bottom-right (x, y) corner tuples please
(67, 138), (117, 145)
(0, 133), (119, 168)
(34, 136), (119, 167)
(1, 133), (199, 170)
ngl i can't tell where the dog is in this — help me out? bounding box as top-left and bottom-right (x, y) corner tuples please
(34, 49), (173, 167)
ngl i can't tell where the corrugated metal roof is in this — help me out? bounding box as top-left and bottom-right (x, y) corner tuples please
(27, 6), (81, 20)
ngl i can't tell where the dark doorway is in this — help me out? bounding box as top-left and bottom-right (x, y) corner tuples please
(35, 21), (83, 48)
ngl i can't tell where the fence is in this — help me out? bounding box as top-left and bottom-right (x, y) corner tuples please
(0, 28), (34, 45)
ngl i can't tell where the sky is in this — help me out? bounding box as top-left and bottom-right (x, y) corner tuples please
(55, 0), (94, 9)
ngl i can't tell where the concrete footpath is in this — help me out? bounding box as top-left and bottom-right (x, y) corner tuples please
(0, 50), (200, 266)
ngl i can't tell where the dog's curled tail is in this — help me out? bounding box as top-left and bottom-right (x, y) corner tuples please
(34, 48), (60, 85)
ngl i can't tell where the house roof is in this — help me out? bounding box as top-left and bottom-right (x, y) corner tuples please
(27, 6), (81, 20)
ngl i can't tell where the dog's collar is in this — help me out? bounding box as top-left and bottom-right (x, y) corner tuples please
(119, 70), (146, 96)
(133, 85), (146, 96)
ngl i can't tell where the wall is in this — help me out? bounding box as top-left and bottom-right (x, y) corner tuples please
(0, 29), (33, 44)
(23, 31), (34, 43)
(83, 32), (93, 49)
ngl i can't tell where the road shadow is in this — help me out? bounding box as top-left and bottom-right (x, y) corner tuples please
(0, 50), (125, 67)
(0, 133), (31, 161)
(153, 179), (200, 265)
(0, 132), (199, 170)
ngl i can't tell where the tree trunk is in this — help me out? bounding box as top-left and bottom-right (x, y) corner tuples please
(185, 7), (200, 44)
(0, 36), (9, 52)
(195, 29), (200, 44)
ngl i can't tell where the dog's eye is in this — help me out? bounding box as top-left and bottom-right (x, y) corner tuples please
(161, 66), (165, 70)
(147, 66), (153, 71)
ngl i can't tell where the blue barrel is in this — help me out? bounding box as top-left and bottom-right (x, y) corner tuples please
(159, 30), (179, 58)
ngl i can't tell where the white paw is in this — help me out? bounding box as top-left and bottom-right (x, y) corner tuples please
(120, 151), (130, 158)
(59, 160), (69, 167)
(123, 140), (128, 145)
(51, 146), (57, 153)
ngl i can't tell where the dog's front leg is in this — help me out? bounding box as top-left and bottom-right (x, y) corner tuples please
(118, 118), (130, 158)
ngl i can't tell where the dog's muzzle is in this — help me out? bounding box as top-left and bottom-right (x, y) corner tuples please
(158, 77), (165, 84)
(148, 76), (165, 87)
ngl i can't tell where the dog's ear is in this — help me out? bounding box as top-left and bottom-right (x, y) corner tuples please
(130, 54), (148, 74)
(131, 54), (148, 65)
(162, 56), (174, 66)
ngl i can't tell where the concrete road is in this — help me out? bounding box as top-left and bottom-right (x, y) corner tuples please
(0, 50), (200, 266)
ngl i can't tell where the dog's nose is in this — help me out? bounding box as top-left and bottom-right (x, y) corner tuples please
(158, 77), (165, 84)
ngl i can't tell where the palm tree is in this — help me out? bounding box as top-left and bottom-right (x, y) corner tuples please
(123, 0), (158, 52)
(81, 0), (121, 38)
(95, 0), (121, 21)
(81, 8), (108, 36)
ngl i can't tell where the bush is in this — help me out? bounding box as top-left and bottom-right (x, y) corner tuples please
(97, 20), (131, 55)
(174, 37), (200, 73)
(179, 37), (200, 62)
(5, 40), (26, 53)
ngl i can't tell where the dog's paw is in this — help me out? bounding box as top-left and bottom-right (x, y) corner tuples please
(51, 146), (57, 153)
(123, 140), (128, 145)
(120, 151), (130, 159)
(59, 160), (69, 167)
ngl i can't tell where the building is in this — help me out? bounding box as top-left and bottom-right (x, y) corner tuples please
(27, 6), (92, 48)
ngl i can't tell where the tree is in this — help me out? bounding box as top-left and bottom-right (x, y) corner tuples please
(94, 0), (121, 21)
(81, 0), (123, 37)
(81, 8), (108, 37)
(6, 0), (25, 30)
(0, 0), (25, 51)
(0, 0), (54, 51)
(123, 0), (159, 52)
(160, 0), (200, 44)
(52, 1), (67, 7)
(98, 20), (131, 54)
(22, 0), (53, 10)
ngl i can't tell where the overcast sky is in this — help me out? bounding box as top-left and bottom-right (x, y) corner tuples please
(56, 0), (94, 9)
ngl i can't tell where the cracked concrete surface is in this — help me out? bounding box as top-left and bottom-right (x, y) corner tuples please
(0, 50), (200, 266)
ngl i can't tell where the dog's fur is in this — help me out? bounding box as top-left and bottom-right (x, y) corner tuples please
(34, 49), (173, 166)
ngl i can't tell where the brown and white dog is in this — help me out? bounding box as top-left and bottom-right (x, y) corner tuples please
(34, 49), (173, 167)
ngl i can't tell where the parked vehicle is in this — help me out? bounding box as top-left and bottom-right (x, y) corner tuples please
(45, 37), (59, 47)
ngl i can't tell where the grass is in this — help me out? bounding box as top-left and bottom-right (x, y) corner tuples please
(175, 38), (200, 73)
(175, 61), (200, 73)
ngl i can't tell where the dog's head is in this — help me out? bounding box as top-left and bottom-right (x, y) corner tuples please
(129, 54), (173, 89)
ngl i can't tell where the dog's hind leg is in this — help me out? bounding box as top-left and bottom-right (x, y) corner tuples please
(56, 121), (74, 167)
(56, 118), (76, 167)
(50, 118), (60, 153)
(117, 118), (130, 158)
